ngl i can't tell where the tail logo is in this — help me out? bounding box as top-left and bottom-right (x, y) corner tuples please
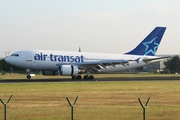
(142, 37), (159, 56)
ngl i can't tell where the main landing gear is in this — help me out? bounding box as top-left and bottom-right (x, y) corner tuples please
(71, 75), (94, 80)
(83, 75), (94, 80)
(72, 70), (94, 80)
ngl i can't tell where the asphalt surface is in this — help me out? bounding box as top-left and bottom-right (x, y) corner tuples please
(1, 76), (180, 83)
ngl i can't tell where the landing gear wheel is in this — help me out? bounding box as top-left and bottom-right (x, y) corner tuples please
(27, 75), (31, 79)
(77, 75), (82, 80)
(83, 75), (94, 80)
(72, 75), (82, 80)
(83, 75), (89, 80)
(72, 75), (77, 80)
(89, 75), (94, 80)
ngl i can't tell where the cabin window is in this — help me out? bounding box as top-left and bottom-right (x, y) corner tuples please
(11, 54), (19, 57)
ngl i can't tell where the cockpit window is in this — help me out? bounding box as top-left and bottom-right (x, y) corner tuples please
(11, 54), (19, 57)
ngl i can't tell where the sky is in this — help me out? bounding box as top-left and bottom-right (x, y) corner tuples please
(0, 0), (180, 57)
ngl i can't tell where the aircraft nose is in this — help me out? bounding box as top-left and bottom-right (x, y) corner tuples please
(5, 57), (9, 62)
(5, 56), (11, 64)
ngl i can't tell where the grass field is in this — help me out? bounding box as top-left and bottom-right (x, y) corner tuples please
(1, 73), (180, 80)
(0, 74), (180, 120)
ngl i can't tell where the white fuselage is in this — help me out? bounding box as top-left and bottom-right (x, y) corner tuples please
(5, 50), (158, 73)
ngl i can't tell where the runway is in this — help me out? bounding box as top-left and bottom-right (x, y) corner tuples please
(1, 76), (180, 83)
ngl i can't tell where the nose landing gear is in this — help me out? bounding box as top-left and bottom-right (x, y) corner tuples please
(27, 74), (31, 79)
(26, 69), (31, 79)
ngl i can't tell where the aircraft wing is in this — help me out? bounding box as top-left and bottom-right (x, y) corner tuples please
(56, 59), (129, 72)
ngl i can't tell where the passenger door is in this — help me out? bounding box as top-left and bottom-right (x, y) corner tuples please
(26, 52), (32, 62)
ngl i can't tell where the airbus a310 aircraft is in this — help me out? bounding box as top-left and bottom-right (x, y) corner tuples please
(6, 27), (167, 80)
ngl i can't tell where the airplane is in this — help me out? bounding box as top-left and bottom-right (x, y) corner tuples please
(5, 27), (167, 80)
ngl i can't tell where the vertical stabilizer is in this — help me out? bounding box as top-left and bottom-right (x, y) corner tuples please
(125, 27), (166, 56)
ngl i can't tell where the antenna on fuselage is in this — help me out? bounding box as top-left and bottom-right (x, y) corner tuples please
(78, 47), (81, 52)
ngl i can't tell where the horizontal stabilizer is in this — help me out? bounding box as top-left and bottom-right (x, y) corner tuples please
(143, 56), (169, 63)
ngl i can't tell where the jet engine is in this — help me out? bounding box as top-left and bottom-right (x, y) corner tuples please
(59, 65), (79, 76)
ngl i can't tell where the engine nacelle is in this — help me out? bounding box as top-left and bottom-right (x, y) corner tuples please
(42, 71), (58, 75)
(59, 65), (79, 76)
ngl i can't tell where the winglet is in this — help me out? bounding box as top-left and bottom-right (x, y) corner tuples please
(125, 27), (166, 56)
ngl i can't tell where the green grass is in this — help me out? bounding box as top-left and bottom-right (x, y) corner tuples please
(0, 80), (180, 120)
(1, 73), (180, 80)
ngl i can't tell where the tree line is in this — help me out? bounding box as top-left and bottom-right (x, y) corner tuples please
(164, 55), (180, 74)
(0, 56), (180, 74)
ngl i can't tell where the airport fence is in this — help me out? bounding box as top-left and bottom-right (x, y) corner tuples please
(0, 95), (151, 120)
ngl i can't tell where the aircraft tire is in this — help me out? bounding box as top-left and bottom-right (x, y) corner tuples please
(77, 75), (82, 80)
(89, 75), (94, 80)
(27, 75), (31, 79)
(72, 75), (77, 80)
(83, 75), (89, 80)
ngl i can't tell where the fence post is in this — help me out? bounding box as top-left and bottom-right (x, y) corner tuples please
(66, 96), (79, 120)
(0, 95), (13, 120)
(138, 97), (150, 120)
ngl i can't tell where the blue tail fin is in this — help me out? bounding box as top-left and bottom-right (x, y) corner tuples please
(125, 27), (166, 56)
